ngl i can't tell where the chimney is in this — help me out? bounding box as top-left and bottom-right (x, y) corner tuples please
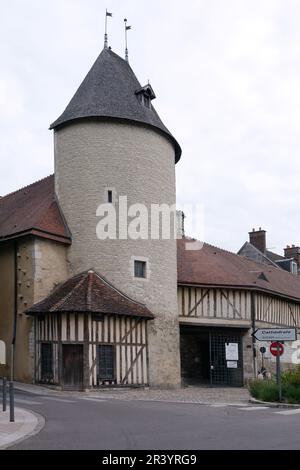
(249, 227), (266, 254)
(284, 245), (300, 267)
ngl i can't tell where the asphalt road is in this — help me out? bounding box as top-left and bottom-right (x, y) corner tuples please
(4, 388), (300, 450)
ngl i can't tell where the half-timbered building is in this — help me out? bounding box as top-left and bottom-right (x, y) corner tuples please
(26, 270), (153, 390)
(178, 239), (300, 387)
(1, 36), (300, 391)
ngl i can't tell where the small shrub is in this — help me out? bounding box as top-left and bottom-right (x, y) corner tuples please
(249, 377), (300, 404)
(282, 365), (300, 387)
(248, 379), (279, 402)
(259, 381), (279, 402)
(248, 379), (263, 399)
(283, 384), (300, 404)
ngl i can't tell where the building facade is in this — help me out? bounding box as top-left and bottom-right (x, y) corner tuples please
(178, 239), (300, 386)
(1, 45), (300, 390)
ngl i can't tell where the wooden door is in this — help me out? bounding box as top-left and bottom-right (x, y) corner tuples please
(62, 344), (84, 390)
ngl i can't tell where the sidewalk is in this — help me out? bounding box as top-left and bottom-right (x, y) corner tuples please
(14, 381), (250, 405)
(88, 386), (251, 405)
(0, 407), (44, 449)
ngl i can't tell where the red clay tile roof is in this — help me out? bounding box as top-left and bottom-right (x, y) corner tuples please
(4, 175), (300, 305)
(178, 238), (300, 303)
(0, 175), (71, 244)
(26, 270), (154, 318)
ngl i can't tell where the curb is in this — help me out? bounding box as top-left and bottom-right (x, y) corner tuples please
(249, 397), (300, 409)
(0, 408), (45, 450)
(14, 382), (61, 395)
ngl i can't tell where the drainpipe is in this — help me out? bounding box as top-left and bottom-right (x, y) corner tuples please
(11, 241), (18, 382)
(250, 292), (257, 378)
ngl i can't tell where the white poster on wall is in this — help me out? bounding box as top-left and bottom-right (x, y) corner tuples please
(227, 361), (238, 369)
(225, 342), (239, 361)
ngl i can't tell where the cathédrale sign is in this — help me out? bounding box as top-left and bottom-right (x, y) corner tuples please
(252, 328), (297, 342)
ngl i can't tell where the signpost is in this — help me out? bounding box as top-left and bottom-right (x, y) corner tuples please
(251, 328), (296, 342)
(268, 342), (284, 402)
(270, 342), (284, 357)
(259, 346), (266, 371)
(251, 328), (297, 402)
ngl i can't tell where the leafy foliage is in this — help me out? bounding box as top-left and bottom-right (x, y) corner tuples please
(249, 379), (279, 402)
(249, 374), (300, 404)
(281, 365), (300, 387)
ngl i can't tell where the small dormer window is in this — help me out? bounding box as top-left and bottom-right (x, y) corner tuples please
(135, 84), (156, 110)
(143, 95), (151, 109)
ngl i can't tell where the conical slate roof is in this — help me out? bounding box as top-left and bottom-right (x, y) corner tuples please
(50, 48), (181, 162)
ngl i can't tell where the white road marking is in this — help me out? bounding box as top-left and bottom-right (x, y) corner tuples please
(238, 406), (269, 411)
(210, 404), (228, 407)
(80, 397), (106, 403)
(41, 396), (77, 403)
(15, 398), (43, 405)
(274, 409), (300, 415)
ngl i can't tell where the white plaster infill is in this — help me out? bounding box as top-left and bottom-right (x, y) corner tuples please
(0, 407), (44, 449)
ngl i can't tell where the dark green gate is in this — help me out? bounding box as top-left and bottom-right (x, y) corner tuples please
(209, 330), (244, 386)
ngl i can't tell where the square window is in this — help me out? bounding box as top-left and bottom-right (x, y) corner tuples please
(134, 260), (146, 278)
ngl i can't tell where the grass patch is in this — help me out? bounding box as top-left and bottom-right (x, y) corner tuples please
(249, 379), (279, 402)
(281, 365), (300, 387)
(283, 384), (300, 404)
(249, 376), (300, 404)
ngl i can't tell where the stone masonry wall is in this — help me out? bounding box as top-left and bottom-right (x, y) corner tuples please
(54, 121), (180, 387)
(14, 237), (68, 382)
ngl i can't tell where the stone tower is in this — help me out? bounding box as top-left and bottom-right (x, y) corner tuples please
(51, 47), (182, 387)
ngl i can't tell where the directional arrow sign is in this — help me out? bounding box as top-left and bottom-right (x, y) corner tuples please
(252, 328), (297, 342)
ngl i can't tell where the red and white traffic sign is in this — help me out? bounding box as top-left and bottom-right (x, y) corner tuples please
(270, 342), (284, 357)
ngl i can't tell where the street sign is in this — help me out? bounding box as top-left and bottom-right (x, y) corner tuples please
(270, 342), (284, 357)
(252, 328), (297, 342)
(0, 340), (5, 365)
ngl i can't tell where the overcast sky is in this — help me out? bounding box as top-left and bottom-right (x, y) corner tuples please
(1, 0), (300, 253)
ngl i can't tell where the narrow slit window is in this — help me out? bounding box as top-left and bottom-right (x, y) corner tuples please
(98, 345), (115, 381)
(41, 343), (53, 383)
(107, 190), (113, 203)
(134, 260), (146, 278)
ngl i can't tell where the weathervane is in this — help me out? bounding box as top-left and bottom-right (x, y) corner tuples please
(104, 9), (112, 49)
(124, 18), (132, 62)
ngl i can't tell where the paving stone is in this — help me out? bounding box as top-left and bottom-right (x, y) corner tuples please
(0, 407), (44, 449)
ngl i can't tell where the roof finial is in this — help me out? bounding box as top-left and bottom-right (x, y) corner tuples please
(104, 9), (112, 49)
(124, 18), (132, 62)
